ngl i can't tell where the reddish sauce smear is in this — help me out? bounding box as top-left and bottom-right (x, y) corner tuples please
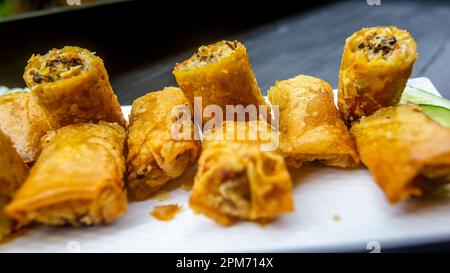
(150, 204), (181, 221)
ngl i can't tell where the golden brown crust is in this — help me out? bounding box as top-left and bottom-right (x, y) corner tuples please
(0, 131), (28, 242)
(127, 87), (201, 201)
(0, 202), (16, 242)
(0, 131), (29, 204)
(338, 26), (417, 125)
(173, 40), (269, 124)
(5, 122), (127, 226)
(268, 75), (359, 168)
(190, 121), (293, 226)
(24, 46), (127, 128)
(0, 92), (54, 163)
(350, 105), (450, 203)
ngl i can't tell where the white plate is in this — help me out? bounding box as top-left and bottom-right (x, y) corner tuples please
(2, 77), (449, 253)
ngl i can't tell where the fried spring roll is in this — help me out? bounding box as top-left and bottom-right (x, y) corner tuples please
(0, 91), (54, 163)
(23, 46), (126, 128)
(0, 131), (28, 241)
(350, 105), (450, 203)
(0, 131), (28, 204)
(190, 121), (293, 225)
(127, 87), (201, 201)
(338, 26), (417, 125)
(173, 40), (268, 123)
(268, 75), (359, 168)
(5, 122), (127, 226)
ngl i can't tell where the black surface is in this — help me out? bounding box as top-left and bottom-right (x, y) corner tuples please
(0, 0), (332, 102)
(1, 0), (450, 252)
(2, 0), (450, 103)
(0, 253), (436, 272)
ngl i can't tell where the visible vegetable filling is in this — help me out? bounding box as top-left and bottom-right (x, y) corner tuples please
(29, 52), (84, 84)
(178, 41), (238, 70)
(218, 170), (251, 218)
(358, 34), (397, 58)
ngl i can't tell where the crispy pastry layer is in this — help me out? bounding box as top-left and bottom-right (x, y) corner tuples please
(127, 87), (201, 201)
(268, 75), (359, 168)
(0, 92), (54, 163)
(24, 46), (126, 128)
(0, 131), (28, 204)
(350, 105), (450, 203)
(0, 202), (16, 242)
(0, 131), (29, 241)
(5, 122), (127, 226)
(173, 40), (269, 124)
(338, 26), (417, 125)
(190, 121), (293, 226)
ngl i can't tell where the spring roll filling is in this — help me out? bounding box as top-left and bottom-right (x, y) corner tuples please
(134, 163), (166, 181)
(178, 41), (238, 70)
(160, 151), (191, 178)
(419, 165), (450, 184)
(287, 154), (355, 168)
(358, 33), (397, 58)
(29, 52), (85, 84)
(217, 170), (251, 218)
(131, 150), (191, 182)
(25, 200), (96, 226)
(352, 27), (404, 62)
(19, 188), (123, 226)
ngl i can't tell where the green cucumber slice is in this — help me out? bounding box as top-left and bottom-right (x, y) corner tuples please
(419, 104), (450, 127)
(402, 86), (450, 109)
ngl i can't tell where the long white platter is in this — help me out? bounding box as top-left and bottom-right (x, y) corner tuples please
(1, 77), (449, 253)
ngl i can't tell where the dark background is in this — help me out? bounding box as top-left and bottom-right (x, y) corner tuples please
(1, 0), (450, 252)
(1, 0), (450, 104)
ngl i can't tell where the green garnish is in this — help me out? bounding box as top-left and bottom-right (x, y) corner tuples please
(402, 86), (450, 109)
(419, 105), (450, 127)
(401, 86), (450, 127)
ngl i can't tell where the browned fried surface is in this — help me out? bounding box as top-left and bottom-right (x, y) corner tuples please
(0, 92), (54, 163)
(150, 204), (181, 221)
(190, 121), (293, 226)
(0, 202), (18, 243)
(5, 122), (127, 226)
(268, 75), (359, 168)
(24, 46), (126, 128)
(127, 87), (201, 201)
(338, 26), (417, 125)
(0, 131), (28, 204)
(0, 132), (28, 242)
(351, 105), (450, 203)
(173, 40), (268, 124)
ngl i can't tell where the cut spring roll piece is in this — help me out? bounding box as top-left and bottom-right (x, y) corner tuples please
(127, 87), (201, 201)
(268, 75), (359, 168)
(173, 40), (269, 124)
(0, 131), (28, 241)
(5, 122), (127, 226)
(338, 26), (417, 125)
(350, 105), (450, 203)
(23, 46), (126, 128)
(190, 120), (293, 226)
(0, 91), (54, 163)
